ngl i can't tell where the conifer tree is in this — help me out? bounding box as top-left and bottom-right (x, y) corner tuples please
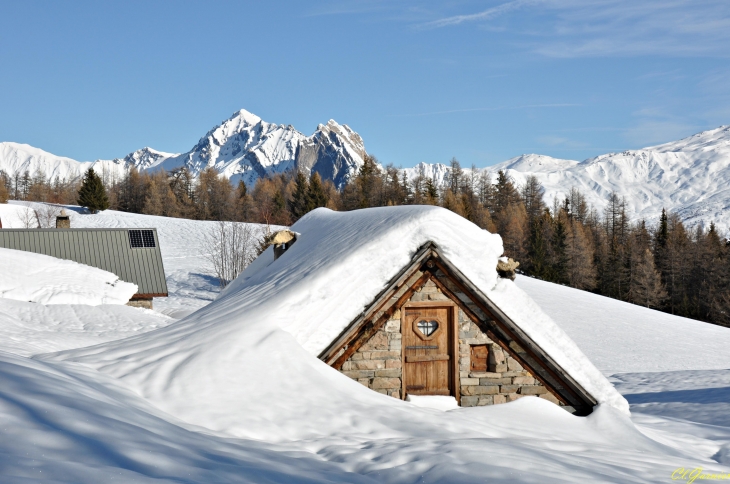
(307, 172), (329, 211)
(289, 172), (310, 220)
(77, 168), (109, 213)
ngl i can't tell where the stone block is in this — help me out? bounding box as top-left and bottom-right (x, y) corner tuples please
(460, 385), (475, 396)
(491, 364), (508, 373)
(421, 284), (437, 294)
(477, 396), (494, 406)
(427, 293), (449, 301)
(361, 332), (389, 351)
(369, 350), (400, 360)
(389, 340), (402, 351)
(507, 357), (523, 371)
(512, 376), (535, 385)
(375, 369), (401, 378)
(375, 389), (389, 395)
(461, 378), (480, 386)
(502, 371), (526, 377)
(480, 378), (512, 386)
(540, 393), (560, 404)
(519, 386), (548, 395)
(460, 371), (470, 379)
(371, 377), (401, 389)
(386, 359), (402, 369)
(384, 320), (401, 332)
(470, 372), (501, 379)
(499, 385), (520, 394)
(341, 361), (353, 371)
(493, 394), (507, 405)
(473, 386), (499, 395)
(388, 332), (402, 340)
(392, 309), (401, 319)
(459, 343), (471, 354)
(506, 393), (523, 402)
(410, 292), (425, 302)
(350, 352), (364, 361)
(357, 378), (370, 386)
(388, 389), (401, 399)
(343, 370), (375, 379)
(351, 360), (385, 370)
(461, 396), (479, 407)
(488, 347), (505, 364)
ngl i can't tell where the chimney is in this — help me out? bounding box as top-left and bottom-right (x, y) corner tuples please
(56, 209), (70, 229)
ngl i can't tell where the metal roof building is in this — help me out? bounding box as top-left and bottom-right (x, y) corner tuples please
(0, 228), (168, 304)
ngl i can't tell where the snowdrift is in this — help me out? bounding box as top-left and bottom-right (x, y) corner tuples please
(0, 247), (137, 305)
(44, 206), (627, 441)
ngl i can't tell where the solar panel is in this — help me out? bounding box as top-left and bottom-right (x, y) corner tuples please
(128, 229), (156, 248)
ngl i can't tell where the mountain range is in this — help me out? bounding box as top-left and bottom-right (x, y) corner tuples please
(406, 126), (730, 233)
(1, 109), (729, 232)
(0, 109), (366, 189)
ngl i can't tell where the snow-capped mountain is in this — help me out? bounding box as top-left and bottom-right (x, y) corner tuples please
(0, 142), (128, 182)
(407, 126), (730, 233)
(156, 109), (366, 188)
(0, 109), (366, 189)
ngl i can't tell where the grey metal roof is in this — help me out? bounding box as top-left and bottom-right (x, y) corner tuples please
(0, 228), (168, 298)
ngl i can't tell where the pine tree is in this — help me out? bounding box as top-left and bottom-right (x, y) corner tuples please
(289, 172), (310, 220)
(307, 172), (329, 211)
(632, 248), (667, 308)
(77, 168), (109, 213)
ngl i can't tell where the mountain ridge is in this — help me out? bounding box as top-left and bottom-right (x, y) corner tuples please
(1, 113), (729, 232)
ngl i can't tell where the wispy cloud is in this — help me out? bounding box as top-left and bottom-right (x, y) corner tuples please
(418, 0), (538, 29)
(415, 0), (730, 58)
(388, 103), (580, 117)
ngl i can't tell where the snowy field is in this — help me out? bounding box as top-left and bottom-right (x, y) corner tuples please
(1, 202), (729, 483)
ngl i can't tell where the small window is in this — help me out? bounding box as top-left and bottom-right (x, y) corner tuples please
(129, 229), (156, 248)
(416, 320), (439, 337)
(470, 345), (488, 372)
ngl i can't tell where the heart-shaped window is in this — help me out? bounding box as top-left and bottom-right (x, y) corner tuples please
(417, 320), (439, 337)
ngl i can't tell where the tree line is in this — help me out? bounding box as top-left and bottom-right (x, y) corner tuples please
(2, 157), (729, 327)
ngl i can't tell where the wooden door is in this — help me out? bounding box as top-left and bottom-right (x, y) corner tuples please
(403, 305), (455, 396)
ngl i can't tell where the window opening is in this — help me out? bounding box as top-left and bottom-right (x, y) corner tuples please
(416, 320), (439, 337)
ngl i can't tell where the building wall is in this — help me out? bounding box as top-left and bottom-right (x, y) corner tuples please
(340, 277), (563, 407)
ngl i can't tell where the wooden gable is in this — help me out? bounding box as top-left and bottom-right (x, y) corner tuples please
(319, 243), (597, 415)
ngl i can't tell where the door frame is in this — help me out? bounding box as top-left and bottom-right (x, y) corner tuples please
(400, 300), (460, 404)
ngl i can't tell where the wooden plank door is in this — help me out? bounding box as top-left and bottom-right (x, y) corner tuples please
(403, 305), (454, 396)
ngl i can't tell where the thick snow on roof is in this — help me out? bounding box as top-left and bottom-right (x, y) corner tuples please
(0, 247), (137, 305)
(46, 206), (627, 439)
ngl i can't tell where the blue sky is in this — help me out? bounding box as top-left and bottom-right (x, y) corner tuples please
(1, 1), (729, 167)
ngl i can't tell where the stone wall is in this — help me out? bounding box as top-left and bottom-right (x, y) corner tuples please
(341, 311), (403, 398)
(457, 314), (561, 407)
(339, 277), (562, 408)
(127, 298), (153, 310)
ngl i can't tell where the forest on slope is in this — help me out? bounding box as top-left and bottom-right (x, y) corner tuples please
(1, 155), (728, 328)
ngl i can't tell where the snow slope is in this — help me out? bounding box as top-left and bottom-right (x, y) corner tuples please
(44, 206), (627, 446)
(1, 207), (730, 481)
(0, 247), (137, 305)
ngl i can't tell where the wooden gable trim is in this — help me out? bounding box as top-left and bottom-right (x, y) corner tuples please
(428, 251), (597, 414)
(318, 243), (435, 366)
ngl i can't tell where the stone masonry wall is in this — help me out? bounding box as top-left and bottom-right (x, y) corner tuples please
(341, 311), (403, 398)
(340, 277), (562, 407)
(457, 313), (561, 407)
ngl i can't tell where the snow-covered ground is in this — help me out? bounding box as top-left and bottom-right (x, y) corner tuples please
(1, 204), (729, 483)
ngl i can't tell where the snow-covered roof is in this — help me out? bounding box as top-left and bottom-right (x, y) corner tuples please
(0, 247), (137, 305)
(46, 206), (628, 433)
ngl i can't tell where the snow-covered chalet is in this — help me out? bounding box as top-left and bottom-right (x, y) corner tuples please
(225, 206), (628, 416)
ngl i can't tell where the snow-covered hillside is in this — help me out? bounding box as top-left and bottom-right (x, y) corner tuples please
(408, 126), (730, 233)
(0, 109), (367, 189)
(1, 205), (730, 481)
